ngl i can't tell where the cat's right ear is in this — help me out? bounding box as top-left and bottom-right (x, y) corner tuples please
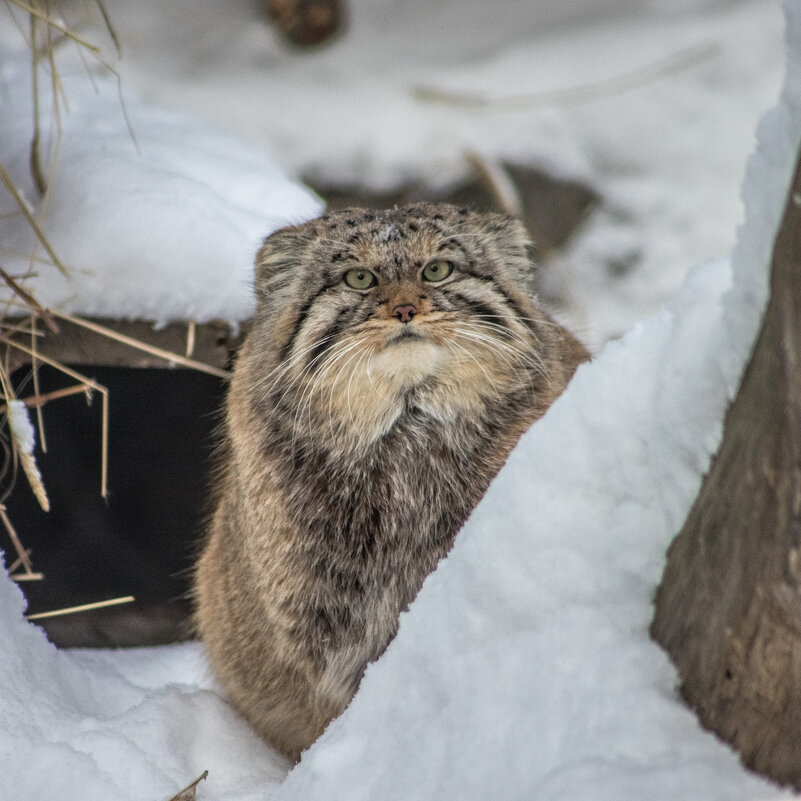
(253, 224), (313, 304)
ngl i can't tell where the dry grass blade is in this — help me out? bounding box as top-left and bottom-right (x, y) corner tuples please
(0, 382), (94, 414)
(0, 321), (44, 337)
(186, 319), (196, 358)
(166, 771), (209, 801)
(25, 594), (135, 620)
(0, 161), (68, 276)
(413, 41), (718, 110)
(30, 320), (47, 452)
(0, 357), (49, 510)
(10, 571), (43, 581)
(0, 335), (109, 497)
(51, 311), (230, 379)
(6, 399), (49, 511)
(0, 266), (59, 332)
(92, 0), (121, 54)
(0, 504), (34, 575)
(29, 10), (47, 195)
(6, 549), (32, 573)
(7, 0), (102, 53)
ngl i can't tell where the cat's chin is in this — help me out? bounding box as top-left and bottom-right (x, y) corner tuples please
(368, 338), (446, 385)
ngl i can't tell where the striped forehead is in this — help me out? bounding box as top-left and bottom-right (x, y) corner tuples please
(321, 226), (449, 280)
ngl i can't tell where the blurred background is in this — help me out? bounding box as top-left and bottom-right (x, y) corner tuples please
(0, 0), (783, 646)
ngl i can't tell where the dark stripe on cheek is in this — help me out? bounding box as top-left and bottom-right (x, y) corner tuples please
(304, 312), (350, 369)
(449, 292), (508, 327)
(461, 269), (535, 332)
(279, 283), (332, 363)
(303, 303), (374, 371)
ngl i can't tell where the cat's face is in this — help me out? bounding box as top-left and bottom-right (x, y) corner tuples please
(251, 204), (550, 437)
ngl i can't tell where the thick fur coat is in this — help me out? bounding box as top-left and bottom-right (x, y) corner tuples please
(194, 204), (588, 759)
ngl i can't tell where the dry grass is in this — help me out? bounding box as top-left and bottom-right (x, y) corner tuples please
(412, 40), (719, 109)
(165, 770), (209, 801)
(0, 1), (231, 613)
(25, 594), (135, 621)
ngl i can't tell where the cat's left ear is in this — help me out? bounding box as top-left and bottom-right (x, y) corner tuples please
(479, 214), (536, 280)
(253, 222), (315, 304)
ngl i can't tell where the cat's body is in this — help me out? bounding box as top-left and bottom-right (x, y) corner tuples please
(194, 204), (588, 760)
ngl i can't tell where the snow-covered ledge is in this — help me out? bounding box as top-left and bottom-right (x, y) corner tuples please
(0, 51), (321, 328)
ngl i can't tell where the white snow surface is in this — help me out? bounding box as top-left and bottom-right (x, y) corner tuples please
(1, 1), (801, 800)
(6, 399), (36, 454)
(0, 53), (321, 325)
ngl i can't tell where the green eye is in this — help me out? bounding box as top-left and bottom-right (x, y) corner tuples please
(422, 259), (454, 282)
(343, 269), (378, 290)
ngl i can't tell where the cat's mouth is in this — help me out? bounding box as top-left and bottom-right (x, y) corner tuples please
(386, 327), (427, 346)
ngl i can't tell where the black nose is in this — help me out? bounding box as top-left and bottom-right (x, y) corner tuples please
(393, 304), (416, 323)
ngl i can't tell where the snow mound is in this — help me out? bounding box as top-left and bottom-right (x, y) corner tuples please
(0, 55), (321, 325)
(0, 558), (291, 800)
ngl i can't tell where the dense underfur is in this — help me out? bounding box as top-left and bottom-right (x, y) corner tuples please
(194, 203), (588, 760)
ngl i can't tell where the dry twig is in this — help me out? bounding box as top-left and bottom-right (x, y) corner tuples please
(0, 267), (58, 333)
(0, 162), (68, 276)
(7, 0), (101, 53)
(25, 594), (135, 620)
(166, 771), (209, 801)
(0, 504), (35, 574)
(6, 549), (32, 573)
(10, 571), (43, 581)
(0, 382), (94, 414)
(50, 311), (230, 379)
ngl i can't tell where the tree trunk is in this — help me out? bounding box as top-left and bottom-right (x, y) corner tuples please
(651, 142), (801, 787)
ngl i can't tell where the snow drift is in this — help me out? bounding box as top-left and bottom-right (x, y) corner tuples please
(0, 52), (321, 325)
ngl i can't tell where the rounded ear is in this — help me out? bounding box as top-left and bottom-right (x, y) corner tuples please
(479, 213), (537, 283)
(253, 222), (315, 305)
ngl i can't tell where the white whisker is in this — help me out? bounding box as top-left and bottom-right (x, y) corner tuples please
(326, 341), (372, 443)
(446, 339), (500, 393)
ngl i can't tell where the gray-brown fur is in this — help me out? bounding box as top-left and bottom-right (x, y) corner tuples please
(194, 203), (588, 760)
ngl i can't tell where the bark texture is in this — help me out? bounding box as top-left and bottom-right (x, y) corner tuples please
(651, 145), (801, 786)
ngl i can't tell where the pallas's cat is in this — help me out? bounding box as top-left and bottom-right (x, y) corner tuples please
(194, 204), (588, 760)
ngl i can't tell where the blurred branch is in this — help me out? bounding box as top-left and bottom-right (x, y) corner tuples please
(413, 41), (718, 110)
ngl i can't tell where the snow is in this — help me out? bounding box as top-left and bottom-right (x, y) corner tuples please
(7, 399), (36, 454)
(0, 0), (800, 799)
(0, 569), (290, 798)
(0, 52), (321, 326)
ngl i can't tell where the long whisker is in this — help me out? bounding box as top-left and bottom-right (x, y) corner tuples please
(293, 335), (368, 448)
(345, 349), (373, 447)
(254, 333), (341, 400)
(450, 330), (540, 387)
(364, 347), (392, 404)
(445, 339), (500, 393)
(326, 342), (372, 443)
(462, 318), (538, 355)
(446, 324), (548, 384)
